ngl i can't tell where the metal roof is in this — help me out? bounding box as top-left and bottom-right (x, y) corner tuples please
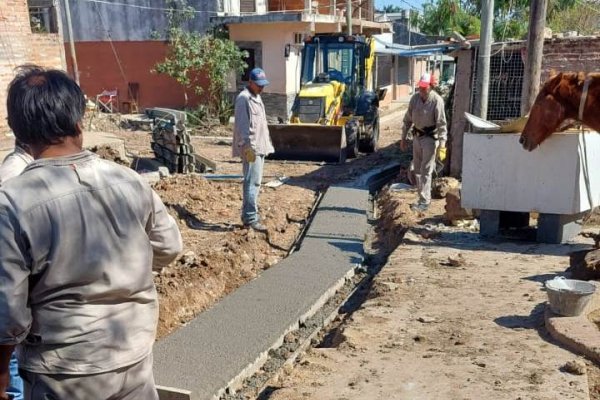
(373, 35), (474, 57)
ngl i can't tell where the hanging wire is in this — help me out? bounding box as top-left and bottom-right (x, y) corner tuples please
(92, 1), (133, 105)
(80, 0), (371, 15)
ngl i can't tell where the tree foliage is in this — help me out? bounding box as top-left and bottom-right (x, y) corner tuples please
(154, 0), (247, 122)
(548, 0), (600, 35)
(418, 0), (593, 41)
(380, 5), (403, 13)
(419, 0), (481, 37)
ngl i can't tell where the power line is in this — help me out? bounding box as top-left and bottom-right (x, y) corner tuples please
(396, 0), (421, 11)
(377, 0), (421, 11)
(82, 0), (209, 13)
(80, 0), (370, 15)
(91, 0), (132, 101)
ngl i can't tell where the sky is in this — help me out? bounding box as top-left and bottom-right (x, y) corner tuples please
(374, 0), (426, 11)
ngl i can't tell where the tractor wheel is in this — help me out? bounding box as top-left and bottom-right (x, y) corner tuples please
(345, 120), (359, 159)
(360, 109), (380, 153)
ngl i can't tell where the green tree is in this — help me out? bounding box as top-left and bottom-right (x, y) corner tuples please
(470, 0), (579, 40)
(154, 0), (247, 123)
(419, 0), (586, 41)
(382, 5), (403, 13)
(548, 0), (600, 35)
(419, 0), (480, 36)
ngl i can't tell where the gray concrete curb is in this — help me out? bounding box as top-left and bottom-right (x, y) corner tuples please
(546, 308), (600, 364)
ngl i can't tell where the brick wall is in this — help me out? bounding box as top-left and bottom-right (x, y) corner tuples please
(0, 0), (66, 132)
(542, 37), (600, 81)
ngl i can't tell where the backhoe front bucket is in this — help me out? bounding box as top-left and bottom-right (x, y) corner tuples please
(267, 124), (346, 163)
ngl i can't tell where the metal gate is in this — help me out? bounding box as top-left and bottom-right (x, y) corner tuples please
(471, 45), (525, 122)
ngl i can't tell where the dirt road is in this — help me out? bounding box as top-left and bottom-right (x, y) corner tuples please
(266, 190), (597, 400)
(4, 106), (599, 398)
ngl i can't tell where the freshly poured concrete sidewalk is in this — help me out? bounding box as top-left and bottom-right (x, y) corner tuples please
(152, 170), (387, 399)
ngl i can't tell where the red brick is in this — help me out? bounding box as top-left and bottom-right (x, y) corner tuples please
(0, 0), (65, 132)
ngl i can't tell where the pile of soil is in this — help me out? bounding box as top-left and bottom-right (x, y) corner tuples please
(151, 174), (315, 337)
(83, 112), (123, 132)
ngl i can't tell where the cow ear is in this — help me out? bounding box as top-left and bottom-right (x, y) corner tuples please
(549, 69), (558, 79)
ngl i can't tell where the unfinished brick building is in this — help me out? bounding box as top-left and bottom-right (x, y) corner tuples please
(0, 0), (65, 132)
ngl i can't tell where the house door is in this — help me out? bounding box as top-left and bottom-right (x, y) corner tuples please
(240, 48), (256, 82)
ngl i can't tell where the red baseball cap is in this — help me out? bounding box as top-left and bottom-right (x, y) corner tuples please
(418, 73), (432, 88)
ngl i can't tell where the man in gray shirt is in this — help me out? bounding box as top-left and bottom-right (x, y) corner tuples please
(0, 141), (32, 400)
(232, 67), (274, 232)
(0, 66), (182, 400)
(400, 73), (448, 212)
(0, 141), (33, 185)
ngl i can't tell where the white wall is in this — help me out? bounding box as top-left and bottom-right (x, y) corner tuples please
(223, 0), (266, 15)
(462, 132), (600, 214)
(230, 22), (310, 95)
(256, 0), (267, 14)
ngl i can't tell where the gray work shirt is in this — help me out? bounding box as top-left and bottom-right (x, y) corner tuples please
(401, 91), (448, 146)
(232, 87), (274, 157)
(0, 146), (33, 184)
(0, 151), (182, 374)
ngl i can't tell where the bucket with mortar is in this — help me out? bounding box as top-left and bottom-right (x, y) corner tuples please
(545, 277), (596, 317)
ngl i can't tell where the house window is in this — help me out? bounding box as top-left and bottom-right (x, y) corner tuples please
(240, 0), (256, 13)
(241, 48), (256, 82)
(28, 0), (58, 34)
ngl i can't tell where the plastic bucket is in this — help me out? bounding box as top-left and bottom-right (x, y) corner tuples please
(545, 278), (596, 317)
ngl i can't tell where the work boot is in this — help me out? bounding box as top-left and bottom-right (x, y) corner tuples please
(244, 222), (268, 232)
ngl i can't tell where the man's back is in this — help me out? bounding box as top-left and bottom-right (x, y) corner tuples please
(0, 151), (181, 374)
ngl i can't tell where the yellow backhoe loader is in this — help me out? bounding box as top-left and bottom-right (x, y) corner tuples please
(268, 33), (381, 163)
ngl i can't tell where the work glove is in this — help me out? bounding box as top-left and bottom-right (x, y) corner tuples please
(437, 146), (447, 162)
(400, 139), (409, 152)
(243, 145), (256, 163)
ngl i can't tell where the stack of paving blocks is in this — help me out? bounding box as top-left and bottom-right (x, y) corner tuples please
(147, 108), (196, 174)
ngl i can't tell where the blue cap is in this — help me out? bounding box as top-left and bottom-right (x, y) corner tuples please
(249, 67), (269, 86)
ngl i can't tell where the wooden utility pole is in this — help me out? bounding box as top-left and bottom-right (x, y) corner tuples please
(475, 0), (494, 119)
(521, 0), (548, 115)
(64, 0), (80, 85)
(346, 0), (352, 35)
